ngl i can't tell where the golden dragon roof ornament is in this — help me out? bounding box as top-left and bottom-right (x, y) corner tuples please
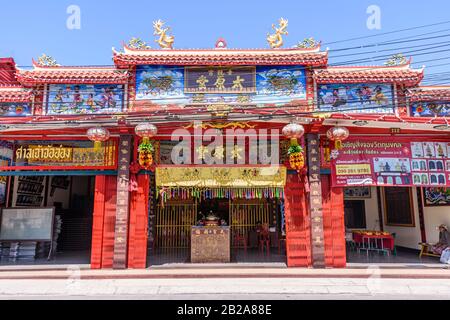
(153, 19), (175, 49)
(267, 18), (288, 49)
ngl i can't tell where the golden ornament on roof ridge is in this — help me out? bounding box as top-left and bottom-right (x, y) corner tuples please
(267, 18), (288, 49)
(153, 19), (175, 49)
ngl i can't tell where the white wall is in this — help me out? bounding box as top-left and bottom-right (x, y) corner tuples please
(364, 187), (380, 231)
(423, 205), (450, 245)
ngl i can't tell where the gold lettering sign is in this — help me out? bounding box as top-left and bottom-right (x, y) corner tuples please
(185, 67), (256, 94)
(16, 145), (73, 162)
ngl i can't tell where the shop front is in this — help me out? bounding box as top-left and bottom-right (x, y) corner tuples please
(327, 135), (450, 263)
(0, 138), (118, 266)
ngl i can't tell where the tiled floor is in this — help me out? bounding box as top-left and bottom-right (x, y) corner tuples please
(148, 247), (287, 266)
(0, 251), (91, 267)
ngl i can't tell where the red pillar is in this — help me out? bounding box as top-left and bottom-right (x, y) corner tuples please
(127, 174), (149, 269)
(322, 175), (346, 268)
(90, 175), (117, 269)
(284, 174), (312, 267)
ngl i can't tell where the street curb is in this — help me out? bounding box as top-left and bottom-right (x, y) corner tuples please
(1, 273), (450, 280)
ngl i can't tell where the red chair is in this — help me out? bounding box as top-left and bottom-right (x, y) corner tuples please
(233, 231), (248, 255)
(258, 224), (270, 256)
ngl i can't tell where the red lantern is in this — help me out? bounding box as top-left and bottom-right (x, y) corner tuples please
(135, 123), (157, 143)
(135, 123), (157, 169)
(87, 127), (110, 150)
(326, 126), (349, 149)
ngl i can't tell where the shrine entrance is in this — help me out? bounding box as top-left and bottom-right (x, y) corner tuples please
(148, 196), (287, 266)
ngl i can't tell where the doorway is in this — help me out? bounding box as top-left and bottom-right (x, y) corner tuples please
(0, 175), (95, 266)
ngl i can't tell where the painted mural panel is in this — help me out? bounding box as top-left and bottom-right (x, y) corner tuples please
(135, 65), (306, 106)
(410, 102), (450, 117)
(424, 187), (450, 206)
(0, 103), (31, 117)
(318, 83), (394, 113)
(47, 84), (124, 115)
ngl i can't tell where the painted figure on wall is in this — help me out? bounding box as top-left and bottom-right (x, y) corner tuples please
(0, 103), (31, 117)
(47, 84), (124, 115)
(411, 102), (450, 117)
(318, 84), (393, 113)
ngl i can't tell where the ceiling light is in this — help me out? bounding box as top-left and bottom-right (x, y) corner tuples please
(433, 124), (450, 131)
(353, 120), (369, 126)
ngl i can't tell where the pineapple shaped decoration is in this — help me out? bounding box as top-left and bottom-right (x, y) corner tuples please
(138, 140), (154, 169)
(135, 123), (157, 170)
(282, 123), (306, 172)
(288, 138), (305, 171)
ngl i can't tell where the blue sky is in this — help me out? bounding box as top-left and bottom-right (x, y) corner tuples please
(1, 0), (450, 83)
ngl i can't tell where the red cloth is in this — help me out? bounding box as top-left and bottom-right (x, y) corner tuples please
(353, 232), (395, 251)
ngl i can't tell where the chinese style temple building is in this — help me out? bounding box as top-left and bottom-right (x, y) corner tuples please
(0, 21), (450, 269)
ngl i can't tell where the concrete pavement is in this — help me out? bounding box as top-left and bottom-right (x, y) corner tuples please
(0, 264), (449, 299)
(1, 277), (450, 299)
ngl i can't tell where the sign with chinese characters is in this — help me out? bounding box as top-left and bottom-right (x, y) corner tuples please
(318, 83), (394, 113)
(307, 134), (325, 267)
(185, 67), (256, 94)
(135, 65), (306, 106)
(410, 102), (450, 117)
(8, 140), (117, 169)
(47, 84), (124, 115)
(113, 135), (132, 269)
(0, 103), (32, 117)
(331, 137), (450, 187)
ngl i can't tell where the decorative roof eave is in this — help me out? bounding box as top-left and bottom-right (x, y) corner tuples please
(0, 87), (32, 103)
(313, 62), (424, 86)
(407, 86), (450, 102)
(112, 45), (328, 67)
(16, 59), (130, 86)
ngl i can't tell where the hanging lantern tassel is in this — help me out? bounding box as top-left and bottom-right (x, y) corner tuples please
(94, 141), (102, 151)
(288, 138), (305, 172)
(87, 127), (110, 152)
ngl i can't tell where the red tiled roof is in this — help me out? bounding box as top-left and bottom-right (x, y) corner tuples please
(0, 87), (32, 103)
(407, 87), (450, 102)
(0, 58), (20, 86)
(113, 46), (328, 67)
(314, 65), (424, 86)
(16, 62), (130, 85)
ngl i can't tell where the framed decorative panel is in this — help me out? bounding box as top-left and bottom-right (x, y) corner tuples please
(318, 83), (394, 113)
(410, 102), (450, 117)
(46, 84), (124, 115)
(135, 65), (306, 107)
(423, 187), (450, 206)
(0, 103), (32, 117)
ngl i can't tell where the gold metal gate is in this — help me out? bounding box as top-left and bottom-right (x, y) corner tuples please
(230, 200), (271, 248)
(155, 200), (197, 249)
